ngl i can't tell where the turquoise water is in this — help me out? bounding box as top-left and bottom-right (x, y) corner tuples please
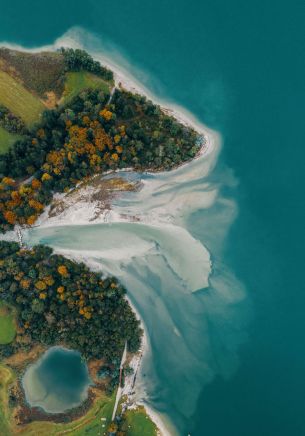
(22, 347), (91, 413)
(1, 1), (305, 435)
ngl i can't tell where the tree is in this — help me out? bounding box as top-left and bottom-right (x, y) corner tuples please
(31, 299), (45, 314)
(57, 265), (68, 277)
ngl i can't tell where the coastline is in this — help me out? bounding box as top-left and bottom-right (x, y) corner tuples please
(123, 297), (174, 436)
(0, 34), (221, 435)
(0, 32), (221, 160)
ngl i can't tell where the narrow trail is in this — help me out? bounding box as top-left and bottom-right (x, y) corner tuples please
(15, 225), (24, 248)
(107, 86), (116, 105)
(111, 341), (127, 420)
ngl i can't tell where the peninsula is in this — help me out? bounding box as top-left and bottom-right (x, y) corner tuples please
(0, 47), (204, 435)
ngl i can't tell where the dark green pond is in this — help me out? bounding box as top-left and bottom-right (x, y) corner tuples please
(22, 346), (91, 413)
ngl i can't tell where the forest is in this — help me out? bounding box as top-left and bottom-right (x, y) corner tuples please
(0, 48), (201, 232)
(60, 47), (114, 81)
(0, 47), (195, 434)
(0, 241), (141, 363)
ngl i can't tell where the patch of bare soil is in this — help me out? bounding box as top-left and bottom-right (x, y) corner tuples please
(49, 174), (141, 220)
(42, 91), (58, 109)
(4, 344), (46, 370)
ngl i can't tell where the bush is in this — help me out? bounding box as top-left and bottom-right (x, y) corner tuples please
(60, 48), (113, 81)
(0, 105), (26, 134)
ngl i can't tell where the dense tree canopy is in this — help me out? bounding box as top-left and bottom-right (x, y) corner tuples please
(0, 50), (203, 418)
(0, 241), (141, 362)
(0, 50), (201, 358)
(0, 50), (204, 427)
(0, 81), (201, 232)
(60, 48), (114, 82)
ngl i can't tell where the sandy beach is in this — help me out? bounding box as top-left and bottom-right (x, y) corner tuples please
(0, 33), (221, 435)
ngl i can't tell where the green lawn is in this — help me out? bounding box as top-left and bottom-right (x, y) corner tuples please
(18, 391), (115, 435)
(0, 302), (16, 345)
(0, 127), (21, 154)
(0, 70), (44, 126)
(122, 406), (158, 436)
(0, 367), (156, 436)
(63, 71), (111, 103)
(0, 69), (111, 131)
(0, 364), (15, 436)
(26, 397), (157, 436)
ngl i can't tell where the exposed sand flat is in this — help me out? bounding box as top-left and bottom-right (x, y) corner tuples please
(0, 30), (228, 436)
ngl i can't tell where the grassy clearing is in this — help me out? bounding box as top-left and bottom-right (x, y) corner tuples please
(0, 127), (21, 154)
(0, 365), (155, 436)
(63, 71), (111, 103)
(0, 364), (15, 435)
(122, 406), (158, 436)
(0, 302), (16, 345)
(0, 48), (66, 98)
(0, 70), (44, 126)
(0, 365), (115, 436)
(18, 391), (115, 435)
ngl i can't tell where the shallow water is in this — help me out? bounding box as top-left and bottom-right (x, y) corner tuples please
(25, 146), (251, 433)
(22, 346), (91, 413)
(1, 1), (305, 435)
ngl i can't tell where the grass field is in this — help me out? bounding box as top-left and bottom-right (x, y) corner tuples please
(17, 391), (115, 435)
(0, 364), (116, 436)
(63, 72), (111, 103)
(0, 364), (15, 435)
(0, 302), (16, 345)
(0, 127), (21, 154)
(0, 373), (115, 436)
(0, 49), (66, 98)
(122, 407), (158, 436)
(0, 70), (44, 126)
(0, 364), (156, 436)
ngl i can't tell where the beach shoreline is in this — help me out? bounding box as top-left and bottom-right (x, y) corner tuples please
(0, 34), (221, 435)
(0, 31), (221, 160)
(122, 297), (174, 436)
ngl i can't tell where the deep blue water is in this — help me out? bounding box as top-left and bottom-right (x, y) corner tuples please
(1, 1), (305, 435)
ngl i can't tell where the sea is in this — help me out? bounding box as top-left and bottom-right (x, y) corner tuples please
(0, 1), (304, 435)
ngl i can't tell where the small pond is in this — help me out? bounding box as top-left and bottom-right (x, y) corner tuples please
(22, 346), (91, 413)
